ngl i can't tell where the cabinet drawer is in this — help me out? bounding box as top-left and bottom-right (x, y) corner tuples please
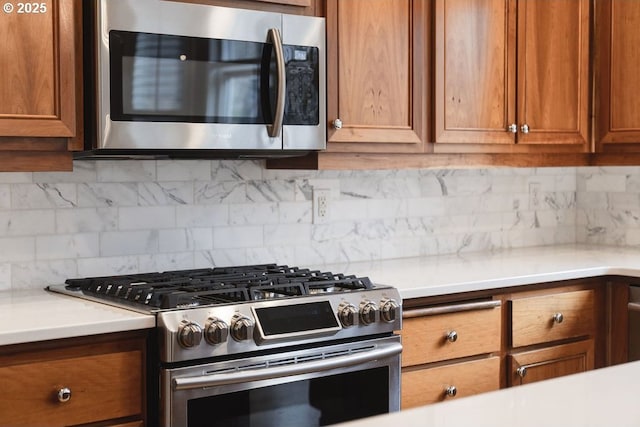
(402, 356), (500, 408)
(508, 339), (594, 386)
(511, 289), (595, 348)
(0, 347), (143, 426)
(402, 301), (501, 366)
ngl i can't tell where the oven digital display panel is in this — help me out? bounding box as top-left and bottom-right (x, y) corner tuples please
(255, 301), (340, 336)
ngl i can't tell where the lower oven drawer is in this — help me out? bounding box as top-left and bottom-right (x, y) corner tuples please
(401, 356), (501, 409)
(161, 335), (402, 427)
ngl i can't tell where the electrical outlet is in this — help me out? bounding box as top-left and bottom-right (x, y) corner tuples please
(312, 188), (331, 224)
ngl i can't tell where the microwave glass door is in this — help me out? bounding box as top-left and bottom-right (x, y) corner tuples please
(109, 31), (320, 127)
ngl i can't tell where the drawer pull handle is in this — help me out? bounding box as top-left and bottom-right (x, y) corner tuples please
(445, 331), (458, 343)
(552, 313), (564, 324)
(516, 366), (527, 378)
(445, 385), (457, 397)
(57, 387), (72, 403)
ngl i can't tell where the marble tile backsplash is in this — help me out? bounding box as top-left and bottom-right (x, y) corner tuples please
(0, 160), (587, 290)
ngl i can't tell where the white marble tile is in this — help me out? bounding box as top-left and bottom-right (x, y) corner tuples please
(11, 260), (77, 289)
(274, 201), (310, 224)
(194, 249), (247, 268)
(584, 173), (627, 192)
(0, 210), (55, 236)
(96, 160), (156, 182)
(211, 160), (263, 181)
(0, 237), (35, 262)
(118, 206), (176, 230)
(77, 183), (139, 207)
(36, 233), (100, 260)
(138, 252), (194, 272)
(213, 225), (264, 249)
(195, 181), (246, 204)
(247, 180), (299, 202)
(100, 230), (159, 257)
(157, 160), (211, 182)
(76, 255), (139, 277)
(11, 183), (77, 209)
(0, 264), (10, 291)
(159, 228), (213, 253)
(330, 199), (365, 222)
(229, 203), (280, 225)
(0, 184), (9, 209)
(0, 172), (32, 183)
(138, 182), (193, 206)
(56, 208), (117, 233)
(34, 161), (97, 183)
(176, 205), (229, 227)
(264, 223), (312, 246)
(246, 246), (296, 265)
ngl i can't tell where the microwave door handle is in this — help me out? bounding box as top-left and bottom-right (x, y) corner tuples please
(266, 28), (286, 138)
(172, 341), (402, 391)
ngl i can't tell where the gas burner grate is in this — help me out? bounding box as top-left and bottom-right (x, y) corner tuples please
(64, 264), (374, 310)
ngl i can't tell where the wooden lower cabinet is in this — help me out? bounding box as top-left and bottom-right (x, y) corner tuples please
(401, 280), (607, 406)
(508, 339), (595, 387)
(0, 332), (147, 427)
(402, 356), (501, 408)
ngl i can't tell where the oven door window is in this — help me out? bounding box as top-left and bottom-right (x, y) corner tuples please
(186, 367), (389, 427)
(109, 30), (277, 125)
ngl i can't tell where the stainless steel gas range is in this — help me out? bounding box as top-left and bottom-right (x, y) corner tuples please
(47, 264), (402, 427)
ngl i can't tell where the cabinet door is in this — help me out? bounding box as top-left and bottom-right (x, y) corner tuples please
(595, 0), (640, 150)
(326, 0), (426, 152)
(0, 0), (76, 137)
(508, 339), (594, 386)
(517, 0), (589, 146)
(434, 0), (516, 145)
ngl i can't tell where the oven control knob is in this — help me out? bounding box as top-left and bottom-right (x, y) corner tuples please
(205, 317), (229, 345)
(178, 321), (203, 349)
(231, 314), (254, 341)
(359, 300), (378, 325)
(380, 298), (400, 323)
(338, 302), (358, 327)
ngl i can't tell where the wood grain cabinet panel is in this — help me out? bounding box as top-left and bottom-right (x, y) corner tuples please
(434, 0), (589, 152)
(595, 0), (640, 151)
(508, 339), (594, 386)
(325, 0), (426, 151)
(0, 0), (76, 137)
(511, 289), (595, 348)
(402, 302), (501, 366)
(0, 334), (146, 427)
(402, 356), (500, 409)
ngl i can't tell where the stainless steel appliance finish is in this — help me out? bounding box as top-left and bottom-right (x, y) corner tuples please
(629, 285), (640, 361)
(47, 264), (402, 427)
(83, 0), (326, 158)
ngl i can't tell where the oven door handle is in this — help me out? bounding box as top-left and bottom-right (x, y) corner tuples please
(266, 27), (286, 138)
(172, 341), (402, 391)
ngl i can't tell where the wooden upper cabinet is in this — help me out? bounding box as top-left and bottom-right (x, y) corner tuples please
(0, 0), (80, 171)
(434, 0), (590, 153)
(325, 0), (427, 153)
(0, 0), (75, 137)
(595, 0), (640, 151)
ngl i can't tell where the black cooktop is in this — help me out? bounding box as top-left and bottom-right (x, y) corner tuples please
(63, 264), (374, 310)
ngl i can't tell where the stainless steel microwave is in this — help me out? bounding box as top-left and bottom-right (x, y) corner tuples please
(80, 0), (326, 159)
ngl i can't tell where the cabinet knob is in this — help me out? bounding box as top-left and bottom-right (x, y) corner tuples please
(57, 387), (72, 403)
(553, 312), (564, 324)
(516, 366), (527, 378)
(508, 123), (518, 133)
(444, 385), (457, 397)
(521, 124), (530, 134)
(445, 330), (458, 343)
(332, 118), (343, 129)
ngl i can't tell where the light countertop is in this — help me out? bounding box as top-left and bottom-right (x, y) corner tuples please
(2, 243), (640, 346)
(0, 289), (155, 346)
(333, 360), (640, 427)
(325, 243), (640, 300)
